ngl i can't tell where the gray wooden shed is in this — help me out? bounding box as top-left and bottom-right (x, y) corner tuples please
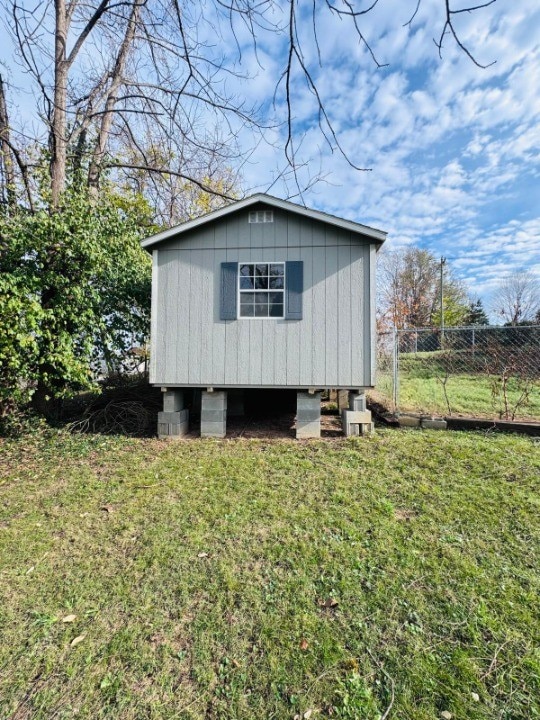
(142, 193), (386, 438)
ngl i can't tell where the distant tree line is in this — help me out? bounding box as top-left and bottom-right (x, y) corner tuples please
(378, 248), (539, 332)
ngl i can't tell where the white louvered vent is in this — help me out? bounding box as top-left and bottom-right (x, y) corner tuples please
(248, 210), (274, 223)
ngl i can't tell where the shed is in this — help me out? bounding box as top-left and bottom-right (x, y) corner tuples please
(141, 193), (386, 438)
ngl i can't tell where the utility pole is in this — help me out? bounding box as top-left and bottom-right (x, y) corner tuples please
(440, 257), (446, 347)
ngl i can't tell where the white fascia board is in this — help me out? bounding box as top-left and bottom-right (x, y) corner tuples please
(140, 193), (387, 249)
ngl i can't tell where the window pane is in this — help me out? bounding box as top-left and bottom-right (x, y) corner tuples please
(269, 276), (284, 289)
(255, 303), (268, 317)
(240, 304), (255, 317)
(269, 264), (284, 276)
(255, 276), (269, 289)
(255, 294), (269, 307)
(269, 291), (283, 304)
(269, 303), (283, 317)
(240, 292), (256, 303)
(255, 263), (268, 277)
(240, 264), (253, 277)
(240, 276), (254, 289)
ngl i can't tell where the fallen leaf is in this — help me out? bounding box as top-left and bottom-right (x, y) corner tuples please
(318, 598), (339, 609)
(70, 634), (86, 647)
(299, 638), (309, 651)
(100, 505), (114, 513)
(197, 552), (209, 558)
(26, 566), (35, 575)
(471, 692), (480, 702)
(304, 710), (313, 719)
(440, 712), (452, 720)
(62, 614), (77, 623)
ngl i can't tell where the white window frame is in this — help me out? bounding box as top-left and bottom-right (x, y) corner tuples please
(248, 210), (274, 223)
(237, 261), (285, 319)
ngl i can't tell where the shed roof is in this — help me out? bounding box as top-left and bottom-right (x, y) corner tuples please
(141, 193), (387, 250)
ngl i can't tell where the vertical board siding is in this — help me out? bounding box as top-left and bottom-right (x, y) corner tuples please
(337, 244), (352, 387)
(369, 245), (378, 385)
(152, 207), (375, 388)
(285, 249), (301, 385)
(324, 241), (339, 386)
(188, 250), (203, 384)
(298, 244), (313, 385)
(199, 251), (214, 384)
(350, 245), (365, 386)
(311, 244), (326, 383)
(212, 250), (227, 385)
(224, 246), (239, 384)
(149, 251), (159, 384)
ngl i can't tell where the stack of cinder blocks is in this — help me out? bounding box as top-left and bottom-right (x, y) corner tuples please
(341, 391), (373, 436)
(158, 390), (189, 438)
(296, 391), (321, 439)
(201, 390), (227, 438)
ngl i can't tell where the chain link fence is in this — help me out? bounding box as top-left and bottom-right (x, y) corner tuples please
(374, 326), (540, 422)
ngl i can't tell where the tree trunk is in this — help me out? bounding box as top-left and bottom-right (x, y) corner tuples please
(0, 75), (16, 212)
(51, 0), (68, 208)
(87, 0), (142, 197)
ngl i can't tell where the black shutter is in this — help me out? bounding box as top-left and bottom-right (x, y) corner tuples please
(285, 261), (303, 320)
(220, 262), (237, 320)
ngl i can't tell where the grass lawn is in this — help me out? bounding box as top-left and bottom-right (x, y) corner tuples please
(375, 370), (540, 421)
(396, 373), (540, 420)
(1, 429), (539, 719)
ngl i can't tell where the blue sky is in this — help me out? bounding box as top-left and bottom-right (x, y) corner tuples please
(224, 0), (540, 308)
(2, 0), (538, 311)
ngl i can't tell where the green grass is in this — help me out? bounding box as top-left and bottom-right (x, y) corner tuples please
(376, 367), (540, 421)
(1, 429), (540, 719)
(397, 373), (540, 419)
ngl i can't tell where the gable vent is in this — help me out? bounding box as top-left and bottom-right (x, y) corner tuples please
(249, 210), (274, 223)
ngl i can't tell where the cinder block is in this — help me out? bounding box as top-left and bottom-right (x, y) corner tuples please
(343, 410), (371, 423)
(341, 409), (372, 437)
(163, 389), (184, 412)
(399, 415), (421, 428)
(201, 391), (227, 411)
(296, 392), (321, 411)
(158, 410), (189, 424)
(349, 391), (367, 412)
(421, 418), (447, 430)
(297, 408), (321, 422)
(201, 421), (226, 438)
(361, 422), (375, 436)
(169, 421), (189, 437)
(158, 419), (189, 439)
(201, 409), (227, 422)
(296, 420), (321, 439)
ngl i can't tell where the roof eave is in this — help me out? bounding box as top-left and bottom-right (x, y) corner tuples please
(140, 193), (387, 250)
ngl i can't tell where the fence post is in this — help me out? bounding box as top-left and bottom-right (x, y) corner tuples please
(392, 327), (399, 413)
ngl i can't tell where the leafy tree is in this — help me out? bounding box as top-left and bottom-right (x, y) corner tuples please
(465, 297), (490, 326)
(0, 189), (152, 416)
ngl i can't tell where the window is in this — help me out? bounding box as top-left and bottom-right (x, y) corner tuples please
(238, 262), (285, 318)
(248, 210), (273, 223)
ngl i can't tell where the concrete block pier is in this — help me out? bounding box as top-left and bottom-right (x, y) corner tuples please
(201, 390), (227, 438)
(158, 389), (189, 438)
